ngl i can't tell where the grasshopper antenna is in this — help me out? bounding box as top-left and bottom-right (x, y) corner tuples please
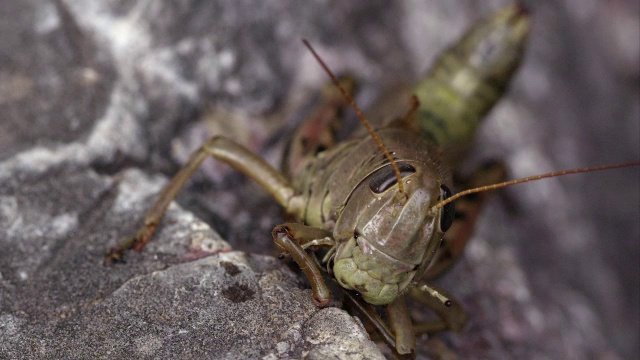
(435, 161), (640, 209)
(302, 39), (406, 199)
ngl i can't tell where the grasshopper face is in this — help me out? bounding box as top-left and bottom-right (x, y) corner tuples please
(332, 160), (454, 305)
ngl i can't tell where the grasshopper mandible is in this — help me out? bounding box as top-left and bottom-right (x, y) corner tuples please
(105, 3), (638, 358)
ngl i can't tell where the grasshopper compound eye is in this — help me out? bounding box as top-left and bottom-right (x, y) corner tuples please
(439, 184), (455, 232)
(368, 163), (416, 194)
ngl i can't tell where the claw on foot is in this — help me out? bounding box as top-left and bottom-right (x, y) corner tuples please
(103, 247), (126, 266)
(103, 234), (143, 266)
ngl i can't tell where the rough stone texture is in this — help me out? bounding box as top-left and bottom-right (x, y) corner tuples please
(0, 165), (380, 359)
(0, 1), (638, 360)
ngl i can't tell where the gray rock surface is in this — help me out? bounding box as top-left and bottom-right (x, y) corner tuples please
(0, 1), (638, 359)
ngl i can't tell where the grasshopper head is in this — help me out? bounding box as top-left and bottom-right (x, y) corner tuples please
(332, 160), (454, 305)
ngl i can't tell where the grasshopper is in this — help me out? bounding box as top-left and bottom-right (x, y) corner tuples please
(105, 3), (638, 358)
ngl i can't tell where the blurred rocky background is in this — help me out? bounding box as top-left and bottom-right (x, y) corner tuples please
(0, 0), (638, 359)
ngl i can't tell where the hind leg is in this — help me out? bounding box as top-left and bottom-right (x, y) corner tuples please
(282, 75), (356, 177)
(105, 136), (304, 264)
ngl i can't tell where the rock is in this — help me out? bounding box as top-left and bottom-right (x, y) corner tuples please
(0, 1), (638, 360)
(0, 164), (380, 358)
